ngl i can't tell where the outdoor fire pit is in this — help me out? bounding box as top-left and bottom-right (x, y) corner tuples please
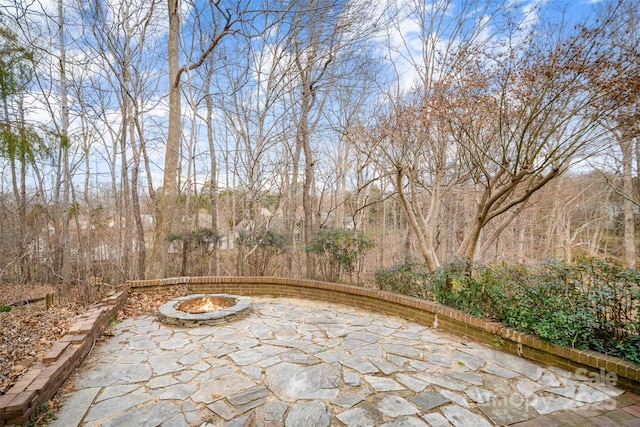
(157, 294), (251, 326)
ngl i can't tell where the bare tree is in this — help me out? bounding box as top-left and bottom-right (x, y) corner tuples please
(448, 19), (620, 260)
(363, 0), (630, 271)
(203, 57), (220, 275)
(363, 92), (466, 271)
(281, 0), (382, 278)
(361, 0), (500, 271)
(148, 0), (248, 278)
(77, 0), (163, 279)
(1, 0), (73, 286)
(0, 26), (45, 286)
(587, 0), (640, 268)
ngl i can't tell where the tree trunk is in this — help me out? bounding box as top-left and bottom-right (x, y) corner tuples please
(205, 64), (219, 276)
(621, 135), (636, 268)
(130, 120), (146, 279)
(298, 72), (316, 278)
(58, 0), (72, 288)
(395, 170), (439, 272)
(149, 0), (181, 279)
(302, 126), (315, 278)
(119, 78), (132, 278)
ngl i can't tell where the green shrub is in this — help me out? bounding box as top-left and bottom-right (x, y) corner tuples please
(613, 335), (640, 363)
(374, 259), (431, 299)
(420, 257), (638, 362)
(307, 228), (374, 283)
(237, 229), (289, 276)
(566, 256), (640, 339)
(430, 258), (507, 320)
(237, 229), (288, 251)
(501, 273), (595, 348)
(167, 227), (222, 275)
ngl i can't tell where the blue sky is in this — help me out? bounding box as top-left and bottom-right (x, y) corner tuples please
(0, 0), (618, 192)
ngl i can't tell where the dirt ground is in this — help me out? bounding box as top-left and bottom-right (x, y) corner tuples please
(0, 284), (84, 396)
(0, 283), (178, 397)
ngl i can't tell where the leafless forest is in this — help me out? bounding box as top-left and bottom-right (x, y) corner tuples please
(0, 0), (638, 297)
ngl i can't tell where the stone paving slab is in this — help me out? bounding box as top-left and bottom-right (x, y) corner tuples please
(51, 297), (640, 426)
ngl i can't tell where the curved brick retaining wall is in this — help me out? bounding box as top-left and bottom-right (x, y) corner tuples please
(3, 275), (638, 426)
(128, 276), (640, 394)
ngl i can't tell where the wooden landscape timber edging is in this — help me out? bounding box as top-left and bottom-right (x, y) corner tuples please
(0, 289), (127, 427)
(2, 293), (58, 309)
(128, 276), (640, 394)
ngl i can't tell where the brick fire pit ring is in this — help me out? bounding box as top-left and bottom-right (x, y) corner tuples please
(157, 294), (251, 326)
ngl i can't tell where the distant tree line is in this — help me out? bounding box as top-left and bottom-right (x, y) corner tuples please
(0, 0), (636, 297)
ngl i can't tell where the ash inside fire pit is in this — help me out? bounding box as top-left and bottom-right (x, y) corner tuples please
(158, 294), (251, 326)
(177, 296), (234, 314)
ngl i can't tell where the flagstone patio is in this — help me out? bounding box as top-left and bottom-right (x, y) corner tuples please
(50, 297), (640, 426)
